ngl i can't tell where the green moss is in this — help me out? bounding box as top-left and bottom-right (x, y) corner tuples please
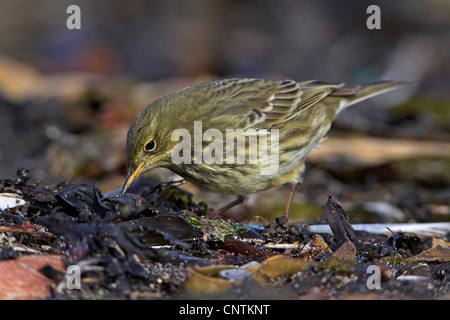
(183, 216), (251, 242)
(315, 256), (356, 274)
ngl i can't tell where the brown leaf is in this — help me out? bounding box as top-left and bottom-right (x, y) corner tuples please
(252, 255), (310, 284)
(0, 255), (65, 300)
(298, 234), (332, 260)
(407, 245), (450, 262)
(431, 238), (450, 248)
(334, 240), (357, 260)
(183, 265), (238, 297)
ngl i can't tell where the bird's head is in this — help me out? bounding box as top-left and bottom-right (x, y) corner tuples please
(121, 100), (179, 195)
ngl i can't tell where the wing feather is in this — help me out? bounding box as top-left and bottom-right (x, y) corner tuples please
(188, 78), (344, 130)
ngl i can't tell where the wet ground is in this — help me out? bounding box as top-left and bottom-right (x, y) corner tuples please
(1, 164), (449, 299)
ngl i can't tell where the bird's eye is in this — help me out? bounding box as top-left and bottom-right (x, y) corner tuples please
(144, 139), (156, 151)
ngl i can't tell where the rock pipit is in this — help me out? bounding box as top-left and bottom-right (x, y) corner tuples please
(121, 78), (408, 222)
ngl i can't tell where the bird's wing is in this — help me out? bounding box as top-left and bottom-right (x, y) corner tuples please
(205, 78), (344, 130)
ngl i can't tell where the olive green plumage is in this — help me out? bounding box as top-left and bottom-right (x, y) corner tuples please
(122, 78), (407, 196)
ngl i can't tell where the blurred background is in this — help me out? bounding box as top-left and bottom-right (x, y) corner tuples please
(0, 0), (448, 222)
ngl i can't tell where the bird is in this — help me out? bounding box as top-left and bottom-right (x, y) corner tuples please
(121, 78), (408, 222)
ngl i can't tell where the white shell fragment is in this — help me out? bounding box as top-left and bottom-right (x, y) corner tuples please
(0, 193), (26, 211)
(307, 222), (450, 238)
(218, 268), (252, 281)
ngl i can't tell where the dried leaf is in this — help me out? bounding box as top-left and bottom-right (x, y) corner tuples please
(299, 234), (332, 260)
(431, 238), (450, 248)
(407, 245), (450, 262)
(334, 240), (357, 260)
(252, 255), (310, 284)
(183, 265), (239, 297)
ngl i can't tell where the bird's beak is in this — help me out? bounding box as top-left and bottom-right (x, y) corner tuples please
(121, 161), (145, 195)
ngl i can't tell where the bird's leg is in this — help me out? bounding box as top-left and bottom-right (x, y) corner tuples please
(206, 195), (244, 219)
(280, 183), (296, 225)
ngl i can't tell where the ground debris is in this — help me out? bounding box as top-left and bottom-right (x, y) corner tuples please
(0, 169), (449, 300)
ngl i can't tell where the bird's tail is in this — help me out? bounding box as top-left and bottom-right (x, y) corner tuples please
(330, 80), (410, 113)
